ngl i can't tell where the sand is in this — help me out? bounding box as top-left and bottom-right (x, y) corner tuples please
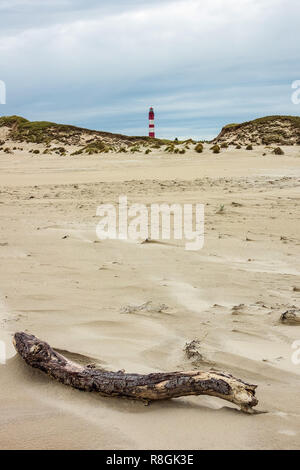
(0, 144), (300, 449)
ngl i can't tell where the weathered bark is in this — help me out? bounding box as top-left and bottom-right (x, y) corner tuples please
(13, 332), (258, 413)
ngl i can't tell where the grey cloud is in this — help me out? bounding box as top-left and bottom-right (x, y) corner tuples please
(0, 0), (299, 138)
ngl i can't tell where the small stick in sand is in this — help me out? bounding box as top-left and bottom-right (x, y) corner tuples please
(13, 332), (258, 413)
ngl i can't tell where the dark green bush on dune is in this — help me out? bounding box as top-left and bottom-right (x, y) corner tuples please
(195, 143), (203, 153)
(273, 147), (284, 155)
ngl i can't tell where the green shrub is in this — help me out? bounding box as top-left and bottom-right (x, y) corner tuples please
(262, 134), (283, 145)
(211, 144), (220, 154)
(246, 144), (253, 150)
(273, 147), (284, 155)
(220, 142), (228, 148)
(195, 143), (203, 153)
(83, 140), (107, 154)
(165, 145), (175, 153)
(217, 204), (225, 213)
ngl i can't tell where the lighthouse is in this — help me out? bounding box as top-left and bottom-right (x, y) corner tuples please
(148, 107), (155, 138)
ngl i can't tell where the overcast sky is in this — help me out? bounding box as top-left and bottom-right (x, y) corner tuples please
(0, 0), (299, 139)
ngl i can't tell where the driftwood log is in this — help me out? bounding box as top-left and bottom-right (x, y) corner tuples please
(13, 332), (258, 413)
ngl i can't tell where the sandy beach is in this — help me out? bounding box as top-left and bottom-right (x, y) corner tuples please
(0, 144), (300, 450)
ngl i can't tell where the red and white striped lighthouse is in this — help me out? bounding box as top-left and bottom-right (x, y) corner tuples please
(148, 107), (155, 138)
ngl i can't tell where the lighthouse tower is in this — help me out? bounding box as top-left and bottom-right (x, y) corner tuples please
(148, 107), (155, 138)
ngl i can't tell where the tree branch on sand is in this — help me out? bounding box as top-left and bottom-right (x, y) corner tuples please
(13, 332), (258, 413)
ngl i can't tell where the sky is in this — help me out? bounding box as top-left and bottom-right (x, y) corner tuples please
(0, 0), (300, 139)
